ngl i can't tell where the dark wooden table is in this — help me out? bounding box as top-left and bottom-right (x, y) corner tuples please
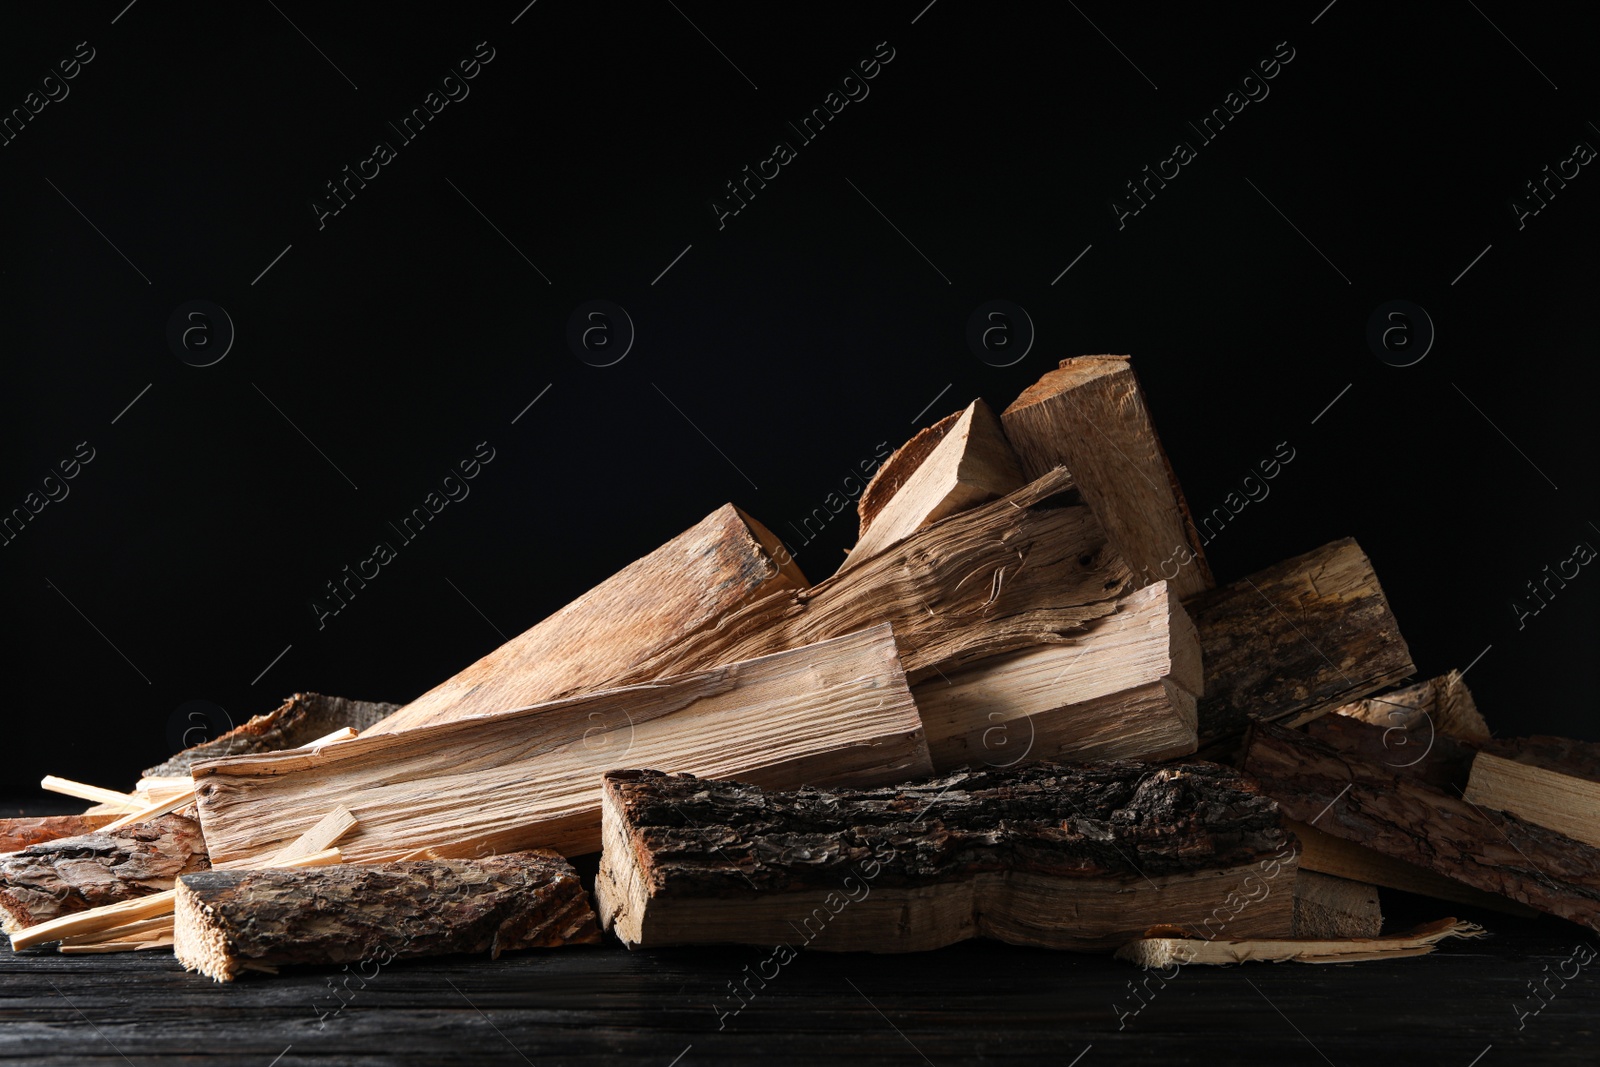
(5, 894), (1596, 1065)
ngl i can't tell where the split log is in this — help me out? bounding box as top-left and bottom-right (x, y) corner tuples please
(145, 692), (399, 778)
(1244, 720), (1600, 931)
(1465, 736), (1600, 849)
(366, 505), (806, 736)
(856, 409), (962, 539)
(175, 850), (598, 982)
(0, 815), (117, 854)
(1115, 918), (1484, 968)
(1291, 871), (1381, 938)
(617, 468), (1135, 686)
(1287, 819), (1537, 917)
(1186, 538), (1413, 747)
(1331, 671), (1490, 743)
(193, 625), (932, 867)
(914, 580), (1200, 768)
(843, 400), (1022, 571)
(0, 812), (208, 934)
(1001, 356), (1212, 598)
(596, 762), (1298, 953)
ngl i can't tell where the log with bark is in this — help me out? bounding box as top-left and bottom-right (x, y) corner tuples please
(1244, 720), (1600, 931)
(1185, 538), (1414, 747)
(1286, 819), (1538, 917)
(1001, 355), (1213, 598)
(0, 812), (209, 934)
(596, 762), (1298, 953)
(1303, 712), (1476, 793)
(145, 692), (398, 778)
(174, 850), (598, 981)
(1464, 736), (1600, 849)
(914, 580), (1200, 768)
(0, 815), (117, 854)
(192, 626), (932, 867)
(365, 505), (807, 736)
(843, 399), (1023, 570)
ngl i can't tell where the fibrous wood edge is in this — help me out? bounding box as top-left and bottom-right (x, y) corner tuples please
(0, 812), (209, 935)
(193, 625), (933, 867)
(1465, 739), (1600, 849)
(1115, 918), (1485, 968)
(145, 692), (399, 778)
(1291, 871), (1381, 938)
(1328, 671), (1489, 742)
(1185, 537), (1414, 747)
(174, 850), (599, 982)
(616, 467), (1136, 687)
(596, 762), (1296, 953)
(0, 815), (117, 853)
(1245, 721), (1600, 931)
(843, 400), (1023, 571)
(1287, 819), (1538, 917)
(857, 408), (963, 538)
(1002, 355), (1212, 598)
(366, 504), (806, 736)
(913, 580), (1200, 769)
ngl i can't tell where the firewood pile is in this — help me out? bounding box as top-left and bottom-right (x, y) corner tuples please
(10, 355), (1596, 979)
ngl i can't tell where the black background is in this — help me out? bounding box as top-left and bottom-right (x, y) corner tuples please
(3, 1), (1596, 795)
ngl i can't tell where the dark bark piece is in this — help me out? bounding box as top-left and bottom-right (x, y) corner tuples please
(1002, 356), (1213, 598)
(598, 762), (1298, 952)
(174, 850), (598, 982)
(144, 692), (399, 778)
(0, 815), (117, 854)
(617, 468), (1136, 687)
(1185, 538), (1414, 747)
(1304, 713), (1476, 792)
(367, 504), (806, 736)
(0, 813), (209, 934)
(1244, 720), (1600, 932)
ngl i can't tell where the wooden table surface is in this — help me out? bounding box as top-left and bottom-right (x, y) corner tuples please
(5, 894), (1597, 1066)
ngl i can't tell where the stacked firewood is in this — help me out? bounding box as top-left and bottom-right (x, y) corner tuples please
(8, 356), (1594, 980)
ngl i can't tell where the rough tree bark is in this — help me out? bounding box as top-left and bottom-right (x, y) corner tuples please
(174, 850), (598, 982)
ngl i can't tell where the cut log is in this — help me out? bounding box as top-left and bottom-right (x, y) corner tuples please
(192, 625), (932, 867)
(1185, 538), (1414, 747)
(175, 850), (599, 982)
(1244, 720), (1600, 931)
(1465, 737), (1600, 849)
(1115, 918), (1484, 968)
(1331, 671), (1490, 743)
(366, 504), (806, 736)
(1287, 819), (1538, 917)
(618, 468), (1134, 687)
(857, 409), (962, 539)
(843, 400), (1023, 570)
(1291, 871), (1382, 938)
(1303, 712), (1475, 792)
(0, 812), (209, 934)
(914, 580), (1200, 768)
(596, 762), (1298, 953)
(145, 692), (399, 778)
(0, 815), (117, 854)
(1001, 356), (1212, 598)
